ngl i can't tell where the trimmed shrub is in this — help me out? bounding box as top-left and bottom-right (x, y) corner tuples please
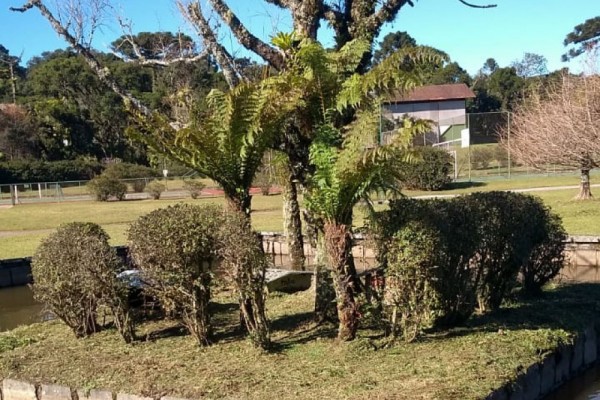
(374, 197), (480, 328)
(145, 181), (166, 200)
(494, 145), (509, 168)
(103, 163), (160, 193)
(183, 179), (205, 199)
(470, 146), (495, 169)
(373, 191), (567, 330)
(397, 146), (452, 191)
(384, 222), (440, 341)
(31, 222), (134, 342)
(520, 205), (567, 294)
(217, 211), (271, 349)
(463, 192), (551, 311)
(87, 175), (127, 201)
(128, 204), (224, 346)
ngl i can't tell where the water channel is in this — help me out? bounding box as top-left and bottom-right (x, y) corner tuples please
(2, 285), (600, 399)
(0, 286), (47, 332)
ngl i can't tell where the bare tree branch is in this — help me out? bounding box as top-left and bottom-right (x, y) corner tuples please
(177, 1), (240, 88)
(112, 17), (209, 66)
(264, 0), (294, 8)
(363, 0), (412, 43)
(508, 74), (600, 198)
(11, 0), (152, 117)
(457, 0), (497, 8)
(206, 0), (285, 69)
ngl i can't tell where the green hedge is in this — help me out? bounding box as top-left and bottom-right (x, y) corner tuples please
(397, 146), (453, 191)
(372, 192), (566, 340)
(0, 159), (103, 184)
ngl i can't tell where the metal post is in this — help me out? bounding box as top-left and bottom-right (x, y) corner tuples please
(10, 185), (16, 206)
(507, 111), (511, 179)
(467, 113), (472, 181)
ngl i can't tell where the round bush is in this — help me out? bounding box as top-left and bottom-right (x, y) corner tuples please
(397, 146), (452, 191)
(87, 175), (127, 201)
(31, 222), (134, 341)
(182, 179), (205, 199)
(384, 221), (440, 341)
(520, 204), (567, 294)
(128, 204), (225, 346)
(145, 181), (166, 200)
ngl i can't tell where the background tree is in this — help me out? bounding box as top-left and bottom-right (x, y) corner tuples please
(373, 31), (417, 65)
(508, 74), (600, 199)
(0, 45), (24, 103)
(512, 52), (548, 78)
(0, 104), (38, 160)
(481, 57), (499, 75)
(562, 16), (600, 61)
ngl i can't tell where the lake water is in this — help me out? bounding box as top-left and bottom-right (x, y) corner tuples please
(544, 366), (600, 400)
(0, 286), (47, 332)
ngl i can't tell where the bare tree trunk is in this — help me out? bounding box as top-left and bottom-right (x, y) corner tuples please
(8, 62), (17, 104)
(575, 168), (593, 200)
(323, 222), (360, 341)
(282, 178), (305, 270)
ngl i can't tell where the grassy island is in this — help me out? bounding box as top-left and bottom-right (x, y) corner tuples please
(1, 284), (599, 400)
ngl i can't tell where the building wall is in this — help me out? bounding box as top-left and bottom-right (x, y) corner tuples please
(384, 99), (467, 125)
(384, 99), (467, 146)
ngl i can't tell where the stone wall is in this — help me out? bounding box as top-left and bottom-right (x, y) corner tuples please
(0, 379), (189, 400)
(485, 324), (600, 400)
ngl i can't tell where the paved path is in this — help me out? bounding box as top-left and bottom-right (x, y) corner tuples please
(413, 183), (600, 199)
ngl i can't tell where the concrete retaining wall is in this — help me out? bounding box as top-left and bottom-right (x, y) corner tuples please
(2, 236), (600, 289)
(0, 257), (32, 288)
(0, 247), (129, 288)
(0, 379), (188, 400)
(485, 323), (600, 400)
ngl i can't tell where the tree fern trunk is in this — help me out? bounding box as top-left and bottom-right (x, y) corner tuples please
(282, 178), (305, 270)
(324, 222), (360, 341)
(225, 190), (252, 218)
(313, 233), (337, 323)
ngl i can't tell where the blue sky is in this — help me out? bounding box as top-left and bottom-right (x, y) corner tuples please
(0, 0), (597, 75)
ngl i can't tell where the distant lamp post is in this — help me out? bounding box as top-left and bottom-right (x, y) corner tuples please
(162, 169), (169, 190)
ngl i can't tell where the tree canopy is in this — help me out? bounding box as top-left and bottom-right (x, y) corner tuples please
(562, 16), (600, 61)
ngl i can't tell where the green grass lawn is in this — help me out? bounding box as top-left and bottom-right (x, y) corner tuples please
(2, 173), (600, 259)
(0, 195), (284, 259)
(1, 283), (598, 399)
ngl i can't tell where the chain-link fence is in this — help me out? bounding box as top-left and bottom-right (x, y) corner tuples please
(0, 177), (220, 206)
(382, 110), (579, 181)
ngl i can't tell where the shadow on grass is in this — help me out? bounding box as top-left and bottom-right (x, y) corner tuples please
(426, 283), (600, 341)
(446, 181), (486, 190)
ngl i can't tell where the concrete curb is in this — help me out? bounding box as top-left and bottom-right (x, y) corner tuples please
(0, 380), (189, 400)
(484, 322), (600, 400)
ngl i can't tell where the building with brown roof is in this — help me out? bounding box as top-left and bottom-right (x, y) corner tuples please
(383, 83), (475, 145)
